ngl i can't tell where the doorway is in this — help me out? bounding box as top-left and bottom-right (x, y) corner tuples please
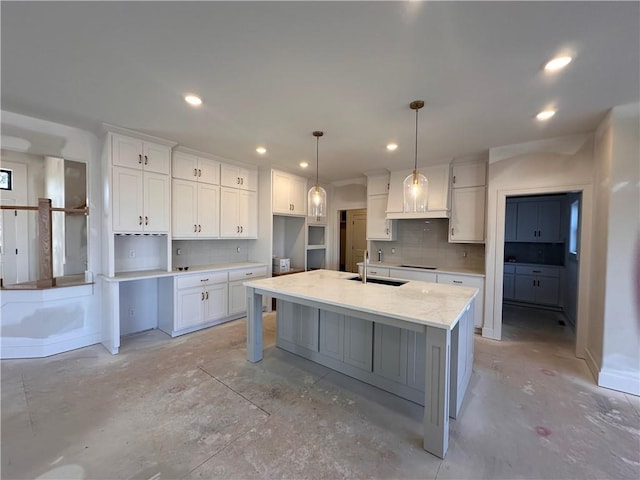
(501, 191), (582, 348)
(339, 208), (367, 273)
(0, 161), (29, 285)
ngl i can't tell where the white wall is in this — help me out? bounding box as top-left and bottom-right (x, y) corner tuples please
(593, 103), (640, 395)
(485, 133), (595, 360)
(0, 110), (103, 358)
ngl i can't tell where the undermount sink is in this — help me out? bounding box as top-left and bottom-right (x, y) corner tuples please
(347, 276), (407, 287)
(400, 264), (437, 270)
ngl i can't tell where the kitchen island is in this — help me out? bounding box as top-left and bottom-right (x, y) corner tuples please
(244, 269), (478, 458)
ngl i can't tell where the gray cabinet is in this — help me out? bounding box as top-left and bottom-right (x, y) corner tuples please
(276, 300), (319, 352)
(509, 264), (562, 306)
(503, 264), (515, 300)
(505, 201), (518, 242)
(510, 197), (562, 243)
(373, 324), (408, 383)
(319, 312), (373, 371)
(406, 331), (426, 391)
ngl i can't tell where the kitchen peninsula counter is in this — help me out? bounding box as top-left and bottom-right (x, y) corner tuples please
(244, 269), (478, 458)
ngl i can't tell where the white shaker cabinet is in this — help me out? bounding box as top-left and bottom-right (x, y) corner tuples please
(112, 133), (171, 175)
(172, 272), (229, 334)
(386, 163), (450, 217)
(172, 151), (220, 185)
(221, 163), (257, 191)
(228, 266), (268, 315)
(366, 172), (395, 240)
(272, 170), (307, 216)
(172, 180), (220, 238)
(220, 188), (257, 239)
(437, 273), (484, 328)
(449, 161), (486, 243)
(113, 167), (170, 233)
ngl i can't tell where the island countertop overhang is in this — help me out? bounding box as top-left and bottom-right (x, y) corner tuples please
(244, 269), (478, 331)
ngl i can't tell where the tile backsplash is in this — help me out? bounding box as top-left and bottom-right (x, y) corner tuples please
(370, 218), (485, 270)
(172, 240), (251, 269)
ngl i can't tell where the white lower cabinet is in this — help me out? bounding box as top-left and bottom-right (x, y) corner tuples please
(228, 266), (268, 315)
(436, 273), (484, 329)
(172, 271), (229, 334)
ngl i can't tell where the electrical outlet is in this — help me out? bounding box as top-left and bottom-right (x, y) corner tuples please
(462, 251), (467, 257)
(176, 248), (181, 255)
(128, 250), (135, 258)
(128, 307), (135, 317)
(236, 247), (241, 253)
(391, 248), (396, 254)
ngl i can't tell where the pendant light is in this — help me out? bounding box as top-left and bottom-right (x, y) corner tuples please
(308, 130), (327, 220)
(403, 100), (429, 213)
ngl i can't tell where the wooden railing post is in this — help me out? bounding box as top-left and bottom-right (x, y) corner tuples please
(36, 198), (56, 288)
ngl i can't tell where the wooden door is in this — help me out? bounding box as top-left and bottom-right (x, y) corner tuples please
(346, 208), (367, 273)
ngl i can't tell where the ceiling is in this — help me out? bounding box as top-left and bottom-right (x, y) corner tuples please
(2, 1), (638, 183)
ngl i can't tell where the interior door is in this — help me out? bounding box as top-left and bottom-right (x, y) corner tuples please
(0, 161), (29, 284)
(346, 208), (367, 273)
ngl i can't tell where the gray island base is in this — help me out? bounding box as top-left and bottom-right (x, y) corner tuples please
(244, 269), (477, 458)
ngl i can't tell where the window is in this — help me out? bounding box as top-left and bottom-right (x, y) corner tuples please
(0, 169), (12, 190)
(569, 200), (579, 255)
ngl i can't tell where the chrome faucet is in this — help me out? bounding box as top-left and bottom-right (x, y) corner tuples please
(363, 250), (369, 284)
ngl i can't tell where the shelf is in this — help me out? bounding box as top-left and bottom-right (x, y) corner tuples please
(306, 245), (326, 251)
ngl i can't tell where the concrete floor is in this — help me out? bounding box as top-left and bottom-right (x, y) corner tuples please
(2, 305), (639, 479)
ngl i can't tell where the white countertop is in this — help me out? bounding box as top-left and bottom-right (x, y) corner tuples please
(357, 262), (485, 277)
(244, 269), (478, 330)
(100, 262), (266, 283)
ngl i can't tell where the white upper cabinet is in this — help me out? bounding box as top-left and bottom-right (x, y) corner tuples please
(172, 151), (220, 185)
(112, 133), (171, 175)
(448, 161), (487, 243)
(272, 170), (307, 216)
(366, 172), (395, 241)
(220, 187), (257, 238)
(221, 163), (257, 191)
(451, 162), (486, 188)
(386, 163), (450, 218)
(367, 174), (389, 196)
(172, 179), (220, 238)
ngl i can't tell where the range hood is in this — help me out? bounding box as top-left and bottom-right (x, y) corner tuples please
(385, 165), (451, 219)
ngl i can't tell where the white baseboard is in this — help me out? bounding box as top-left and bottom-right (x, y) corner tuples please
(598, 367), (640, 396)
(1, 332), (101, 359)
(481, 327), (499, 340)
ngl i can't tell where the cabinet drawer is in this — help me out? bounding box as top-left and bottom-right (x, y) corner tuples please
(514, 265), (561, 277)
(388, 268), (437, 282)
(503, 263), (516, 274)
(177, 271), (227, 289)
(437, 273), (484, 289)
(357, 265), (390, 278)
(229, 266), (267, 282)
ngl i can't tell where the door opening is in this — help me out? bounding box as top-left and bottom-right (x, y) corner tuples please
(339, 208), (367, 273)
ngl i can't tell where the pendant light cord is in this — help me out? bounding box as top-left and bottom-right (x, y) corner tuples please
(414, 107), (419, 172)
(316, 135), (319, 187)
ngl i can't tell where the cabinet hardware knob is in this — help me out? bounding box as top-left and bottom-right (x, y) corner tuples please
(451, 227), (455, 236)
(139, 216), (143, 225)
(453, 280), (463, 284)
(386, 228), (389, 235)
(245, 272), (253, 276)
(194, 168), (198, 176)
(194, 224), (198, 232)
(237, 226), (240, 233)
(201, 278), (209, 282)
(198, 169), (202, 177)
(198, 224), (201, 232)
(201, 292), (204, 301)
(453, 175), (456, 184)
(144, 155), (148, 165)
(240, 226), (243, 233)
(138, 154), (142, 164)
(205, 291), (209, 300)
(145, 216), (148, 226)
(237, 177), (240, 184)
(533, 279), (536, 287)
(537, 280), (540, 287)
(532, 270), (541, 273)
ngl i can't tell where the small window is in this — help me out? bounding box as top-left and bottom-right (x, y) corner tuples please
(569, 200), (579, 255)
(0, 169), (12, 190)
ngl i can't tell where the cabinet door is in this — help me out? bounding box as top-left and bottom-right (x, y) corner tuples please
(112, 135), (143, 170)
(437, 273), (484, 329)
(367, 174), (389, 196)
(112, 167), (143, 232)
(424, 164), (450, 212)
(272, 171), (291, 214)
(515, 201), (538, 242)
(204, 283), (228, 321)
(367, 194), (393, 240)
(220, 164), (241, 188)
(503, 273), (515, 300)
(505, 201), (518, 242)
(535, 276), (560, 305)
(198, 158), (220, 185)
(176, 287), (204, 330)
(319, 311), (344, 361)
(276, 300), (296, 344)
(297, 305), (319, 351)
(514, 275), (536, 302)
(143, 172), (170, 233)
(373, 324), (407, 383)
(172, 152), (199, 181)
(537, 200), (561, 242)
(142, 142), (171, 175)
(449, 186), (485, 242)
(389, 268), (437, 282)
(228, 280), (247, 315)
(238, 190), (257, 238)
(239, 167), (257, 192)
(452, 162), (486, 188)
(172, 179), (198, 238)
(344, 317), (373, 372)
(289, 175), (307, 215)
(198, 184), (220, 238)
(220, 187), (240, 237)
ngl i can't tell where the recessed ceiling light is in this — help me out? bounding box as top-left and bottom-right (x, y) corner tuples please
(299, 161), (309, 168)
(544, 56), (572, 72)
(386, 143), (398, 151)
(184, 94), (202, 106)
(256, 146), (267, 155)
(536, 109), (556, 121)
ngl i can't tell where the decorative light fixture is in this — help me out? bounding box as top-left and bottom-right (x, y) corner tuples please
(403, 100), (428, 212)
(308, 131), (327, 219)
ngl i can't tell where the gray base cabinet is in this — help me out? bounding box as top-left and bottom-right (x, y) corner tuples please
(319, 311), (373, 371)
(505, 263), (562, 306)
(373, 324), (408, 383)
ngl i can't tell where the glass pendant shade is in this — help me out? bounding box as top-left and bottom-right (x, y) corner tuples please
(308, 184), (327, 218)
(403, 169), (428, 212)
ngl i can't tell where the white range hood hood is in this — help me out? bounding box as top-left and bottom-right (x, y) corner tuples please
(385, 164), (451, 219)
